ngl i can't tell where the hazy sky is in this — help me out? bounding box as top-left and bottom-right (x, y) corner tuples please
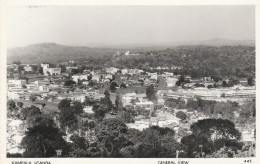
(6, 6), (255, 48)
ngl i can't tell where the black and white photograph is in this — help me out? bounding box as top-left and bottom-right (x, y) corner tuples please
(0, 2), (258, 163)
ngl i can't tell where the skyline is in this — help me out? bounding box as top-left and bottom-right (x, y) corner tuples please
(6, 6), (255, 48)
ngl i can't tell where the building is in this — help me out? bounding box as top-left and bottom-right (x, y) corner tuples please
(121, 69), (128, 75)
(125, 51), (139, 56)
(135, 101), (154, 110)
(41, 64), (49, 69)
(105, 67), (118, 74)
(24, 65), (32, 72)
(8, 79), (26, 88)
(92, 75), (101, 83)
(43, 68), (61, 76)
(165, 77), (178, 87)
(39, 85), (50, 92)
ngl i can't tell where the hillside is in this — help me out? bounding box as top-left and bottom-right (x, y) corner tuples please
(7, 39), (255, 64)
(7, 43), (119, 64)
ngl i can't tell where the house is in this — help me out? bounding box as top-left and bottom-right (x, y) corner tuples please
(41, 64), (49, 69)
(24, 65), (32, 72)
(83, 106), (94, 114)
(121, 69), (128, 75)
(165, 77), (178, 87)
(106, 67), (118, 74)
(43, 68), (61, 76)
(66, 67), (78, 73)
(135, 101), (154, 110)
(92, 75), (101, 83)
(125, 51), (140, 56)
(105, 74), (113, 80)
(8, 79), (26, 88)
(39, 85), (49, 92)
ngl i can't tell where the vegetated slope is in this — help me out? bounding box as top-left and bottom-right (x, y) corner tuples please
(7, 43), (118, 64)
(112, 45), (255, 78)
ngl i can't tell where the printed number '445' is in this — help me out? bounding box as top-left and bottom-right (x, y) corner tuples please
(244, 160), (252, 163)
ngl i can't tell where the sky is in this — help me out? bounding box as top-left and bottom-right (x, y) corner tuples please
(5, 6), (255, 48)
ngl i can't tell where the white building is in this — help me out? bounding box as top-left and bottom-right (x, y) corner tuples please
(121, 69), (128, 75)
(8, 80), (26, 88)
(24, 65), (32, 72)
(165, 77), (178, 87)
(105, 67), (118, 74)
(41, 64), (49, 69)
(136, 101), (154, 110)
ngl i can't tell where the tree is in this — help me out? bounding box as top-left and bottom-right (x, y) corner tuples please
(72, 101), (83, 114)
(70, 134), (89, 152)
(120, 83), (127, 88)
(146, 85), (156, 101)
(7, 100), (19, 117)
(7, 100), (16, 108)
(13, 60), (21, 65)
(30, 95), (37, 102)
(120, 110), (135, 123)
(186, 99), (198, 110)
(21, 125), (68, 157)
(38, 67), (43, 75)
(176, 111), (187, 121)
(84, 96), (96, 106)
(181, 134), (214, 157)
(100, 90), (113, 110)
(26, 114), (55, 128)
(59, 107), (78, 133)
(64, 80), (76, 86)
(41, 103), (46, 109)
(58, 99), (71, 110)
(18, 65), (24, 72)
(96, 118), (129, 157)
(240, 99), (255, 118)
(31, 65), (38, 72)
(176, 75), (185, 86)
(59, 64), (66, 73)
(20, 105), (41, 120)
(17, 102), (24, 108)
(247, 77), (255, 86)
(92, 104), (107, 121)
(213, 102), (236, 119)
(190, 119), (241, 142)
(115, 94), (122, 111)
(126, 126), (183, 158)
(110, 82), (119, 92)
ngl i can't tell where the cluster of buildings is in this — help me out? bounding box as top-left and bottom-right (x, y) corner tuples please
(6, 62), (256, 152)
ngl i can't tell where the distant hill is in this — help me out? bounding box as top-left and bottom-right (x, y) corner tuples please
(87, 39), (255, 50)
(181, 39), (255, 47)
(7, 39), (255, 64)
(7, 43), (119, 64)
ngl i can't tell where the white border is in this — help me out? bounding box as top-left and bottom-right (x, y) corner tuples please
(0, 1), (259, 164)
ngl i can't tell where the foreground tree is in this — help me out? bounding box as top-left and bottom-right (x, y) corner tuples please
(59, 107), (78, 133)
(58, 99), (71, 110)
(181, 134), (214, 157)
(190, 119), (241, 142)
(20, 105), (41, 120)
(96, 118), (129, 157)
(26, 114), (55, 128)
(21, 125), (68, 157)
